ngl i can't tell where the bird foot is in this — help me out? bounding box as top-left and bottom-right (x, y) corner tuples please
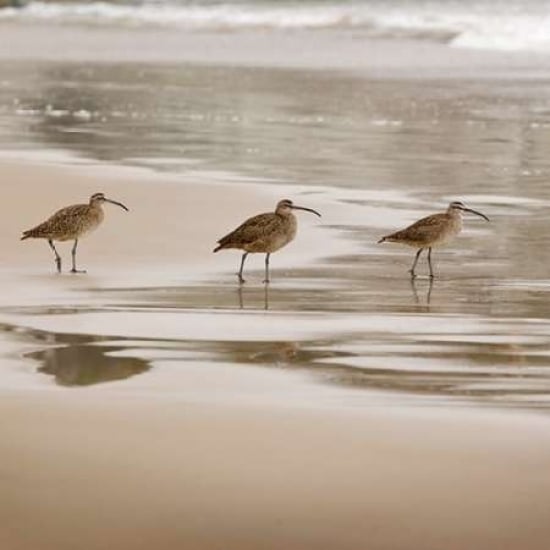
(238, 276), (246, 284)
(408, 271), (417, 279)
(263, 279), (270, 284)
(70, 269), (87, 274)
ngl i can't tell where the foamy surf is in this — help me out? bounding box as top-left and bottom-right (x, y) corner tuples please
(1, 0), (550, 53)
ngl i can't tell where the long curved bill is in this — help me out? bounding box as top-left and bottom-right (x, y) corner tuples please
(105, 198), (129, 212)
(291, 205), (321, 217)
(463, 207), (489, 221)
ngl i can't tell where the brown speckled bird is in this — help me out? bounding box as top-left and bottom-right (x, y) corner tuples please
(21, 192), (129, 274)
(378, 201), (489, 279)
(214, 198), (321, 284)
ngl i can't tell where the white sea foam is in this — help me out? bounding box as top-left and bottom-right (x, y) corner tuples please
(2, 1), (550, 53)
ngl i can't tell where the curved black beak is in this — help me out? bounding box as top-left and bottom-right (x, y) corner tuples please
(463, 207), (489, 221)
(291, 205), (321, 217)
(105, 198), (129, 212)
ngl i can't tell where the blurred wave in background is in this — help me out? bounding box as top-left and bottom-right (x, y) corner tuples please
(2, 0), (550, 53)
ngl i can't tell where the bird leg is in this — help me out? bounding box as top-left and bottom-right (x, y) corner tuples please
(427, 247), (434, 279)
(409, 248), (424, 279)
(48, 239), (62, 274)
(263, 253), (271, 284)
(70, 239), (87, 274)
(237, 252), (248, 284)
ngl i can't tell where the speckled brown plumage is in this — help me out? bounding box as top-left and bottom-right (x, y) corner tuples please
(379, 212), (461, 248)
(21, 192), (128, 274)
(214, 198), (321, 284)
(21, 203), (104, 242)
(214, 211), (297, 254)
(378, 201), (489, 279)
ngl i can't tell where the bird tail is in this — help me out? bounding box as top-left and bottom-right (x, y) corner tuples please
(377, 236), (387, 244)
(213, 235), (234, 252)
(20, 230), (33, 241)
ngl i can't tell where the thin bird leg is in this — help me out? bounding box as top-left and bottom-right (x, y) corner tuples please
(48, 239), (62, 274)
(70, 239), (86, 274)
(238, 252), (248, 284)
(409, 248), (424, 279)
(263, 253), (271, 284)
(427, 247), (434, 279)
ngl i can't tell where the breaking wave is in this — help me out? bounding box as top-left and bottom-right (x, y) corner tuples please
(2, 1), (550, 53)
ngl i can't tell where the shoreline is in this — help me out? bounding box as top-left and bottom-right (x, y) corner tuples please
(2, 34), (550, 549)
(1, 23), (550, 78)
(0, 144), (550, 550)
(0, 157), (327, 285)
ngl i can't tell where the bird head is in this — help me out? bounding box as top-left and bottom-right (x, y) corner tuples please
(275, 199), (321, 217)
(90, 192), (129, 212)
(449, 201), (489, 221)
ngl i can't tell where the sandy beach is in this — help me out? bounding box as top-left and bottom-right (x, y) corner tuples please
(2, 9), (550, 550)
(3, 391), (550, 550)
(1, 155), (550, 550)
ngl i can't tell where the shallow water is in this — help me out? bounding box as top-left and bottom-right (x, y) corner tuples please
(3, 61), (550, 192)
(4, 267), (550, 409)
(2, 59), (550, 409)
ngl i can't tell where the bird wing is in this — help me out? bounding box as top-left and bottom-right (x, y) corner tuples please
(386, 213), (448, 246)
(217, 212), (282, 248)
(23, 204), (89, 239)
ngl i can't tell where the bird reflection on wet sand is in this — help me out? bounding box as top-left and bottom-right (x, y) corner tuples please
(237, 284), (270, 311)
(410, 277), (434, 308)
(28, 342), (150, 386)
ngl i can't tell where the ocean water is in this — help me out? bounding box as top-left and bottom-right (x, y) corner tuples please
(3, 59), (550, 409)
(2, 0), (550, 53)
(2, 4), (550, 409)
(3, 61), (550, 193)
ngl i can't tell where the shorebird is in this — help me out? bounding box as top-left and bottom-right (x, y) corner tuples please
(21, 192), (129, 273)
(214, 198), (321, 284)
(378, 201), (489, 278)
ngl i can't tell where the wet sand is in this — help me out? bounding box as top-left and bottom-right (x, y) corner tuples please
(2, 21), (550, 550)
(1, 158), (550, 550)
(2, 390), (550, 550)
(0, 158), (277, 277)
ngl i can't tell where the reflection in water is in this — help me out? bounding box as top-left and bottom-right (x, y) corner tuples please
(29, 344), (150, 387)
(248, 341), (299, 364)
(237, 284), (269, 311)
(0, 322), (151, 387)
(3, 305), (550, 406)
(410, 277), (434, 308)
(78, 281), (550, 408)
